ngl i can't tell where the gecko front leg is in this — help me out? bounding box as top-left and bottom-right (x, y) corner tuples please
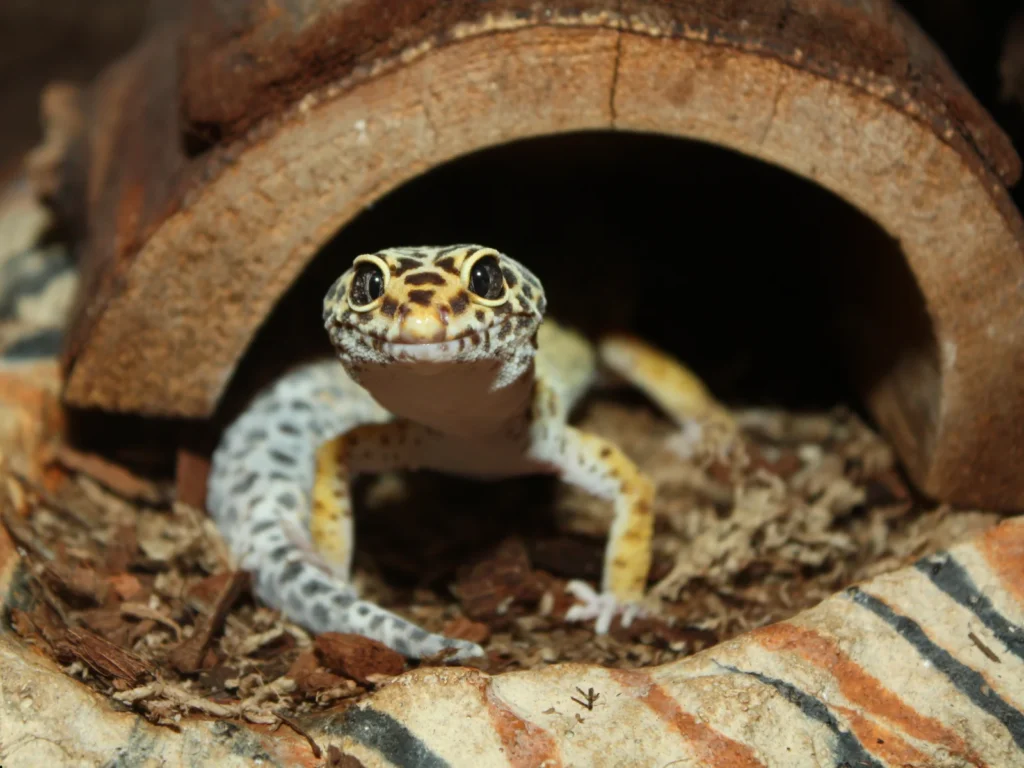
(529, 384), (656, 634)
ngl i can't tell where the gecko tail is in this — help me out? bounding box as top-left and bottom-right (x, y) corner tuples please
(249, 555), (484, 660)
(206, 360), (482, 661)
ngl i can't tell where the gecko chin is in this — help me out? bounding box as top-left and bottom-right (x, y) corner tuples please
(328, 322), (539, 433)
(351, 337), (537, 434)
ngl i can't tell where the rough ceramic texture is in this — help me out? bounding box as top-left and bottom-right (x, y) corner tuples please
(39, 0), (1024, 510)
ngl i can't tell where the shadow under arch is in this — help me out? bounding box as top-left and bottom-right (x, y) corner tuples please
(221, 130), (937, 446)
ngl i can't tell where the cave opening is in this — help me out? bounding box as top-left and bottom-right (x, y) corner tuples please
(198, 130), (942, 590)
(226, 130), (935, 436)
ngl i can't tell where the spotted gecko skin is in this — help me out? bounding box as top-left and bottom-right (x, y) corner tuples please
(206, 362), (407, 644)
(207, 245), (710, 661)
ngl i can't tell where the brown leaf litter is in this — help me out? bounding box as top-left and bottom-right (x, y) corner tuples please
(1, 396), (1002, 740)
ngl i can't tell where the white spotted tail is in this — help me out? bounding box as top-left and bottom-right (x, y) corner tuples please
(206, 360), (485, 659)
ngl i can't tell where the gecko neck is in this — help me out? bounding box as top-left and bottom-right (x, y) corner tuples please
(354, 359), (536, 438)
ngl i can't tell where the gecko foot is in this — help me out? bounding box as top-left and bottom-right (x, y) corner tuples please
(435, 638), (487, 662)
(564, 580), (646, 635)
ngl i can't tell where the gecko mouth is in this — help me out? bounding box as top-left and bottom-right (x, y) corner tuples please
(338, 315), (537, 362)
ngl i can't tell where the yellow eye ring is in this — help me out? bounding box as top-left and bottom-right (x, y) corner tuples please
(461, 249), (507, 306)
(348, 254), (390, 312)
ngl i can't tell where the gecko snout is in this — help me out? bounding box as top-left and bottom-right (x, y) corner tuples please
(396, 305), (448, 343)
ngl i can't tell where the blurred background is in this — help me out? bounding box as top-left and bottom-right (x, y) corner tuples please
(0, 0), (179, 185)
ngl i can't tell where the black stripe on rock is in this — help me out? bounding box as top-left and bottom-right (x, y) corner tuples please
(720, 663), (884, 768)
(847, 586), (1024, 749)
(916, 553), (1024, 663)
(326, 706), (451, 768)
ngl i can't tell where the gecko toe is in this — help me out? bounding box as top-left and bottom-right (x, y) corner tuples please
(564, 579), (647, 635)
(443, 639), (486, 662)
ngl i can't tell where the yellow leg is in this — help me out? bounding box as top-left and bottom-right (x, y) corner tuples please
(590, 432), (655, 602)
(311, 435), (354, 576)
(599, 333), (735, 429)
(310, 421), (418, 578)
(539, 425), (655, 630)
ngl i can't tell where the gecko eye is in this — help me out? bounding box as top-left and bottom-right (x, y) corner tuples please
(349, 258), (387, 310)
(467, 255), (505, 301)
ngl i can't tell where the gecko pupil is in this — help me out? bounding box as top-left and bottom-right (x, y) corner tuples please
(351, 262), (385, 306)
(468, 256), (504, 300)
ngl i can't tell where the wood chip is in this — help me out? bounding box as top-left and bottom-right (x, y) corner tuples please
(454, 537), (548, 620)
(55, 626), (154, 685)
(8, 608), (56, 653)
(77, 606), (131, 637)
(168, 570), (247, 674)
(285, 650), (319, 688)
(185, 571), (237, 610)
(0, 488), (53, 559)
(175, 446), (211, 510)
(40, 561), (108, 606)
(49, 444), (167, 505)
(108, 572), (144, 601)
(286, 650), (351, 694)
(105, 523), (139, 573)
(314, 633), (404, 685)
(9, 468), (94, 529)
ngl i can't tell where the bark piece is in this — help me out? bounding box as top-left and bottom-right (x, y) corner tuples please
(314, 633), (405, 684)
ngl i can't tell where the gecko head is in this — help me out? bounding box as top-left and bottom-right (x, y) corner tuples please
(322, 245), (547, 391)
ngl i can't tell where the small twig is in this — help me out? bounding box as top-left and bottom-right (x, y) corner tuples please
(168, 570), (247, 674)
(47, 443), (168, 506)
(111, 681), (163, 704)
(120, 602), (184, 641)
(968, 631), (1001, 663)
(570, 686), (599, 710)
(113, 681), (238, 717)
(237, 677), (297, 725)
(237, 626), (286, 657)
(277, 712), (322, 758)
